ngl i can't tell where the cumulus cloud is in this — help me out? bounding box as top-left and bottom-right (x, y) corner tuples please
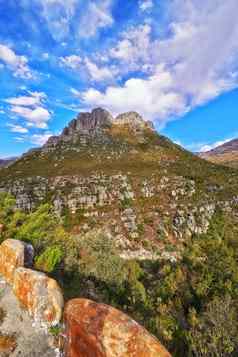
(0, 44), (32, 79)
(81, 0), (238, 125)
(81, 66), (187, 122)
(5, 92), (51, 129)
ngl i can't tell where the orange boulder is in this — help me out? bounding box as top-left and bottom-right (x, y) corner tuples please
(64, 298), (171, 357)
(0, 239), (33, 284)
(13, 267), (64, 327)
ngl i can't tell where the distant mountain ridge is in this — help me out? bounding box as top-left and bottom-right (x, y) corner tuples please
(200, 138), (238, 168)
(0, 157), (17, 168)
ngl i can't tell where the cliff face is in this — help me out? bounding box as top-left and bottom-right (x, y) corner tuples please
(0, 108), (238, 260)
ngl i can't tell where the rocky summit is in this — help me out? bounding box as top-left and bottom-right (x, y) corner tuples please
(1, 108), (238, 262)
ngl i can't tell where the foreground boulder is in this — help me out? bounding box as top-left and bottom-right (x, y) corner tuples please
(64, 298), (171, 357)
(0, 239), (33, 283)
(13, 267), (64, 327)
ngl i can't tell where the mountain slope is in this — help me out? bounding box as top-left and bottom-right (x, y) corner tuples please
(0, 108), (238, 260)
(200, 138), (238, 168)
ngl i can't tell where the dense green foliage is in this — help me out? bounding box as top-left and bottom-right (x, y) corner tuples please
(35, 246), (63, 273)
(1, 193), (238, 356)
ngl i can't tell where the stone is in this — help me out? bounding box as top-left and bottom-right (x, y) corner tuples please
(13, 267), (64, 327)
(64, 298), (171, 357)
(0, 239), (34, 284)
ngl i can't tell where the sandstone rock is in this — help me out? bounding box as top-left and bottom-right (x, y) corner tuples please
(13, 268), (64, 327)
(64, 298), (171, 357)
(0, 239), (34, 284)
(115, 111), (154, 131)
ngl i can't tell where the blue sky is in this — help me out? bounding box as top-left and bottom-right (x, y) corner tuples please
(0, 0), (238, 157)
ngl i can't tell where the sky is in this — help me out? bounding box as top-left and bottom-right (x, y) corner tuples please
(0, 0), (238, 157)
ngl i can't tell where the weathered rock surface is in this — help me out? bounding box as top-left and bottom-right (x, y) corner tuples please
(64, 298), (171, 357)
(13, 267), (64, 327)
(0, 276), (58, 357)
(0, 239), (33, 284)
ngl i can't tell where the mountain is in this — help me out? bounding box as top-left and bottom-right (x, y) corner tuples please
(0, 157), (17, 168)
(199, 138), (238, 168)
(0, 107), (238, 259)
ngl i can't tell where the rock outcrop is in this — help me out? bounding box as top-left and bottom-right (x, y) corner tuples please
(13, 267), (64, 328)
(64, 298), (171, 357)
(0, 239), (33, 283)
(44, 108), (154, 149)
(115, 111), (155, 131)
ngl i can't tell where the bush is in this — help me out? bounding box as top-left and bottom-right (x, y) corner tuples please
(188, 296), (238, 356)
(76, 229), (127, 286)
(35, 246), (63, 273)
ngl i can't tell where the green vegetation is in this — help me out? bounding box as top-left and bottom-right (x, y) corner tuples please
(1, 193), (238, 356)
(35, 246), (63, 273)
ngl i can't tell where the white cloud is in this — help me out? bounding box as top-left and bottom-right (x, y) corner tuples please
(152, 0), (238, 107)
(8, 124), (29, 134)
(26, 0), (113, 41)
(61, 56), (116, 82)
(5, 91), (51, 129)
(78, 1), (114, 38)
(110, 24), (152, 70)
(0, 44), (32, 79)
(38, 0), (77, 41)
(5, 92), (46, 107)
(81, 66), (187, 123)
(139, 0), (154, 12)
(85, 58), (115, 82)
(30, 133), (52, 146)
(60, 55), (82, 70)
(10, 106), (51, 129)
(82, 0), (238, 125)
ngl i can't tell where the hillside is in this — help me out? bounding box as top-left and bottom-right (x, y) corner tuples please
(1, 108), (238, 356)
(0, 108), (238, 260)
(200, 138), (238, 168)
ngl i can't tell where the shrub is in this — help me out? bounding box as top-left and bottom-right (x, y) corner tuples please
(35, 246), (63, 273)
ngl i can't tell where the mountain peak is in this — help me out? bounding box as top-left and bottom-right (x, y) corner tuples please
(45, 108), (155, 148)
(115, 111), (155, 130)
